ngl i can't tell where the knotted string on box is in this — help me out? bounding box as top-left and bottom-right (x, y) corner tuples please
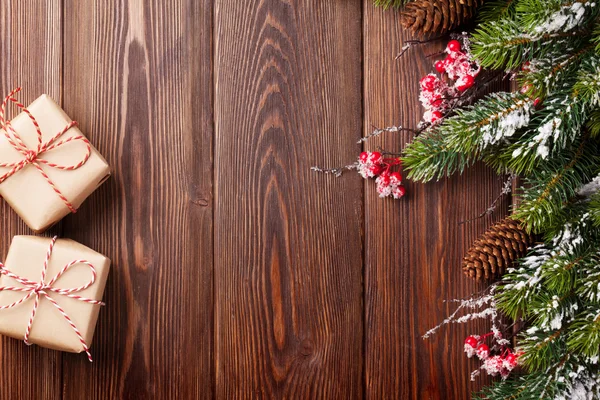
(0, 87), (91, 213)
(0, 236), (104, 362)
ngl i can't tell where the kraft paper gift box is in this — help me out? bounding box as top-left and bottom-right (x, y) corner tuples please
(0, 236), (110, 360)
(0, 92), (110, 233)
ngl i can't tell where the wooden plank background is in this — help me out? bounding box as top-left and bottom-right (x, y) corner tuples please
(0, 1), (509, 399)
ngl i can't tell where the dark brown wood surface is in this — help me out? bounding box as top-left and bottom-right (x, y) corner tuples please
(0, 1), (508, 399)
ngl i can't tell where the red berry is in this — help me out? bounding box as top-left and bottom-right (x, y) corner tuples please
(505, 353), (518, 366)
(378, 173), (391, 186)
(431, 94), (443, 107)
(390, 171), (402, 182)
(533, 97), (542, 107)
(369, 164), (383, 176)
(464, 336), (478, 348)
(393, 185), (406, 198)
(456, 75), (475, 92)
(369, 151), (382, 164)
(444, 55), (455, 66)
(435, 60), (446, 73)
(521, 61), (531, 71)
(359, 152), (369, 163)
(430, 110), (443, 123)
(447, 40), (461, 53)
(476, 343), (490, 360)
(420, 75), (437, 91)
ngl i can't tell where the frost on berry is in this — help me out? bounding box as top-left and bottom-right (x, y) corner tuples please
(356, 152), (405, 200)
(482, 355), (505, 377)
(357, 151), (383, 178)
(464, 344), (477, 358)
(418, 37), (481, 125)
(376, 171), (404, 199)
(476, 344), (490, 360)
(503, 353), (519, 371)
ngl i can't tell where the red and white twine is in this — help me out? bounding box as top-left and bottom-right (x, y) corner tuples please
(0, 87), (91, 213)
(0, 236), (104, 362)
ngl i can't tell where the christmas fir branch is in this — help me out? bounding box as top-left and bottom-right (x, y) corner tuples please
(372, 0), (406, 8)
(510, 139), (599, 233)
(356, 0), (600, 396)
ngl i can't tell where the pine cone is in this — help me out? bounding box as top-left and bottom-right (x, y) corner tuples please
(400, 0), (484, 36)
(462, 218), (535, 281)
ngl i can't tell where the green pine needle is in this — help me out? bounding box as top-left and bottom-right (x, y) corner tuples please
(511, 140), (598, 233)
(567, 309), (600, 358)
(372, 0), (406, 8)
(401, 129), (476, 182)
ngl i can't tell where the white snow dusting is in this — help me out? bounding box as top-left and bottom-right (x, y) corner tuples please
(534, 2), (593, 35)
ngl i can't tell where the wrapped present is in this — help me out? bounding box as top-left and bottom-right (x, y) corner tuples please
(0, 235), (110, 361)
(0, 88), (110, 232)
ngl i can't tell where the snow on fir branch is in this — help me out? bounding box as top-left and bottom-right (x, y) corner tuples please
(575, 58), (600, 106)
(313, 0), (600, 395)
(577, 173), (600, 197)
(479, 97), (532, 147)
(531, 1), (596, 35)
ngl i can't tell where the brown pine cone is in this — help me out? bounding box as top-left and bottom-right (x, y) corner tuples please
(462, 217), (535, 281)
(400, 0), (484, 36)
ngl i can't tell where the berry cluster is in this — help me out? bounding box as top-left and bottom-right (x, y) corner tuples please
(419, 39), (481, 124)
(464, 333), (519, 380)
(357, 151), (406, 199)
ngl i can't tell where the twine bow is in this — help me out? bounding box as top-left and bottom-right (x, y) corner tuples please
(0, 236), (104, 362)
(0, 87), (91, 213)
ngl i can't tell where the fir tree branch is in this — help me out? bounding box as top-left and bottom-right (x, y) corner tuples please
(520, 43), (595, 99)
(567, 309), (600, 357)
(401, 129), (476, 182)
(472, 19), (588, 70)
(478, 0), (517, 23)
(511, 139), (598, 233)
(373, 0), (406, 8)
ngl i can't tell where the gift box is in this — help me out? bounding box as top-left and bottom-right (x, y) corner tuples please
(0, 88), (110, 232)
(0, 235), (110, 361)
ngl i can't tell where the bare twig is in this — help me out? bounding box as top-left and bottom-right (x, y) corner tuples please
(395, 37), (445, 60)
(376, 146), (403, 157)
(311, 163), (358, 178)
(459, 174), (516, 225)
(358, 125), (419, 143)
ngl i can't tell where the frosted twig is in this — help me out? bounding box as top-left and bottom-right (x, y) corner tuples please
(423, 286), (497, 339)
(459, 174), (516, 225)
(423, 284), (507, 340)
(311, 163), (358, 178)
(357, 125), (419, 143)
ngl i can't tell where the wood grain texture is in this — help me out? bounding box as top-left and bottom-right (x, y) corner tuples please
(61, 0), (213, 398)
(214, 1), (364, 397)
(362, 5), (509, 399)
(0, 1), (63, 399)
(0, 1), (518, 398)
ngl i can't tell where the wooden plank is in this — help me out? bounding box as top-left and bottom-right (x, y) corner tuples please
(0, 1), (63, 399)
(214, 1), (364, 397)
(61, 0), (214, 398)
(363, 5), (509, 398)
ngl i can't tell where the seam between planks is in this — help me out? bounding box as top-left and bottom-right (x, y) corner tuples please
(59, 0), (65, 397)
(360, 1), (367, 400)
(210, 0), (216, 398)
